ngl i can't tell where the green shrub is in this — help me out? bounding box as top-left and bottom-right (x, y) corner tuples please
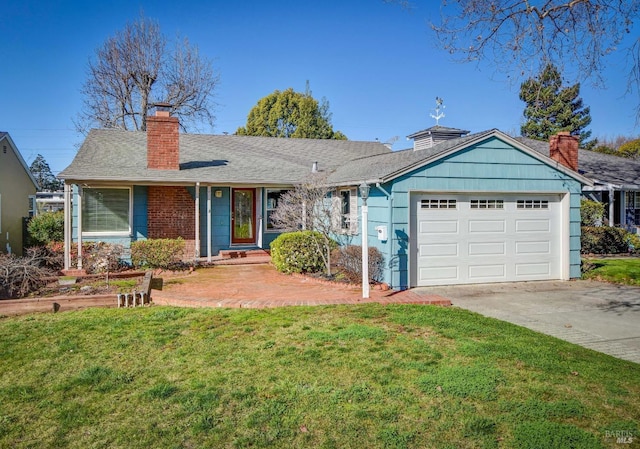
(270, 231), (333, 274)
(131, 238), (185, 269)
(581, 226), (634, 254)
(580, 199), (605, 226)
(27, 211), (64, 246)
(332, 245), (385, 283)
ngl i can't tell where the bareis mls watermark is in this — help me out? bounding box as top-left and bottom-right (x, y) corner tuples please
(605, 430), (635, 444)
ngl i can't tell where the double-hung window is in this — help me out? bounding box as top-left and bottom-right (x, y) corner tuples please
(82, 187), (131, 235)
(334, 188), (357, 234)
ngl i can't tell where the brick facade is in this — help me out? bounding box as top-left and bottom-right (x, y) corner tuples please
(147, 113), (180, 170)
(147, 186), (196, 257)
(549, 132), (579, 172)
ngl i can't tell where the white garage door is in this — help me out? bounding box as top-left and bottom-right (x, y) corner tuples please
(412, 194), (563, 286)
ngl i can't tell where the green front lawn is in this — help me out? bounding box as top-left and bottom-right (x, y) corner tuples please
(583, 257), (640, 286)
(0, 305), (638, 448)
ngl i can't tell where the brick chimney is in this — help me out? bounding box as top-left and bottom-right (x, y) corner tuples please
(549, 131), (578, 171)
(147, 105), (179, 170)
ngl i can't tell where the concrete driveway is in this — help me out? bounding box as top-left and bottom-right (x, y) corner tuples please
(414, 280), (640, 364)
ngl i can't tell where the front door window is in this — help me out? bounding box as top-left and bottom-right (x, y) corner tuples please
(232, 189), (255, 244)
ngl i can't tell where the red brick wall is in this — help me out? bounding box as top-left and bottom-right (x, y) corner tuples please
(147, 186), (195, 240)
(147, 115), (180, 170)
(549, 132), (579, 171)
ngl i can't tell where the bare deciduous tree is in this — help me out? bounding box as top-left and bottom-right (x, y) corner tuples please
(270, 174), (349, 276)
(76, 14), (219, 133)
(427, 0), (640, 119)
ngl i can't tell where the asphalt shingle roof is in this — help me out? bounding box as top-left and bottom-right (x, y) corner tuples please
(59, 128), (638, 188)
(59, 130), (392, 185)
(515, 137), (640, 188)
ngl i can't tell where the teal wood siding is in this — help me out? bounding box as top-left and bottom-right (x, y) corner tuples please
(132, 186), (147, 240)
(196, 187), (231, 256)
(376, 137), (584, 289)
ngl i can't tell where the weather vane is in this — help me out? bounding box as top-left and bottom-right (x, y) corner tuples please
(430, 97), (445, 125)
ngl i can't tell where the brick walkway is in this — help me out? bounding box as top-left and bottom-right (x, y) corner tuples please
(0, 262), (450, 316)
(152, 263), (451, 309)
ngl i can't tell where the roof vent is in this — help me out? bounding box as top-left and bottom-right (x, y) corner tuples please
(312, 161), (318, 173)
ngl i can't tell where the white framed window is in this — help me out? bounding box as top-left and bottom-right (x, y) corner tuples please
(333, 188), (358, 234)
(517, 199), (549, 209)
(421, 199), (457, 209)
(81, 187), (131, 235)
(28, 195), (36, 217)
(470, 199), (504, 209)
(265, 189), (290, 231)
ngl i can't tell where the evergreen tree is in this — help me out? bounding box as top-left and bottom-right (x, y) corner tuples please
(520, 64), (594, 149)
(29, 154), (62, 191)
(236, 87), (347, 140)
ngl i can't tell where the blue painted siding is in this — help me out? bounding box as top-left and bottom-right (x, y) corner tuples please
(196, 187), (231, 256)
(363, 137), (585, 289)
(132, 186), (147, 240)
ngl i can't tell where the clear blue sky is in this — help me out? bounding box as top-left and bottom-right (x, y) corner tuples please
(1, 0), (638, 177)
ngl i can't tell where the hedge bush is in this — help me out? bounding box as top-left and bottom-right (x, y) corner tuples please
(27, 211), (64, 246)
(580, 199), (605, 226)
(332, 245), (385, 283)
(270, 231), (334, 274)
(581, 226), (637, 254)
(131, 238), (185, 269)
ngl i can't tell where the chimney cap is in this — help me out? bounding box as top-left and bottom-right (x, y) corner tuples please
(151, 102), (173, 116)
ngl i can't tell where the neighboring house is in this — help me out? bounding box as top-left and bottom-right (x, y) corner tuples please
(518, 137), (640, 232)
(35, 191), (65, 215)
(59, 112), (591, 288)
(0, 132), (39, 256)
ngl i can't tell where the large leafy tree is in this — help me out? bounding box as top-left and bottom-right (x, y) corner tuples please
(29, 154), (62, 191)
(520, 64), (594, 148)
(236, 88), (347, 139)
(422, 0), (640, 120)
(77, 14), (219, 133)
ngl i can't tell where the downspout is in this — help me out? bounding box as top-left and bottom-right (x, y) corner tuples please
(376, 183), (394, 288)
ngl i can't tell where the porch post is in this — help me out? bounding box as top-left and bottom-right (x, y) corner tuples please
(620, 191), (626, 227)
(207, 186), (212, 263)
(77, 186), (83, 270)
(609, 186), (615, 226)
(195, 182), (200, 260)
(63, 183), (71, 270)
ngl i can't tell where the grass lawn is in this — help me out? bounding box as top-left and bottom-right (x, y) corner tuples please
(583, 257), (640, 286)
(0, 305), (638, 449)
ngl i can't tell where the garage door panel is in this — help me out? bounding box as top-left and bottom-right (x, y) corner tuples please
(468, 241), (506, 256)
(414, 194), (562, 286)
(515, 262), (551, 277)
(468, 264), (506, 279)
(468, 220), (506, 233)
(515, 219), (550, 232)
(419, 220), (458, 233)
(515, 241), (551, 254)
(420, 266), (459, 282)
(420, 243), (458, 256)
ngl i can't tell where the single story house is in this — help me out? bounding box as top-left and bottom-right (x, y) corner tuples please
(0, 132), (39, 255)
(59, 112), (592, 288)
(517, 136), (640, 232)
